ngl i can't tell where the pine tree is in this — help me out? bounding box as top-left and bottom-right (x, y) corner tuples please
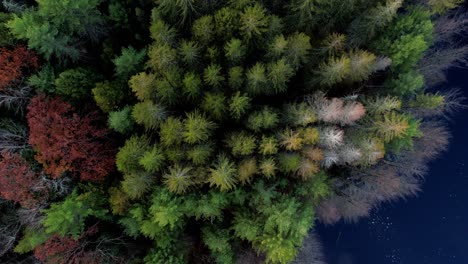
(183, 111), (217, 144)
(113, 46), (146, 78)
(229, 91), (251, 120)
(226, 132), (256, 156)
(108, 106), (134, 134)
(240, 4), (269, 40)
(42, 190), (107, 239)
(163, 165), (194, 194)
(132, 101), (167, 130)
(208, 155), (237, 191)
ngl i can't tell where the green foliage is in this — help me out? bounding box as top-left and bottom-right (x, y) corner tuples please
(252, 195), (315, 264)
(144, 246), (187, 264)
(108, 0), (129, 27)
(122, 171), (155, 199)
(192, 15), (215, 45)
(92, 80), (126, 113)
(42, 190), (107, 239)
(365, 96), (402, 115)
(226, 132), (256, 156)
(259, 136), (279, 155)
(14, 228), (49, 254)
(238, 158), (257, 184)
(387, 117), (422, 153)
(187, 190), (230, 221)
(209, 155), (237, 191)
(150, 18), (177, 45)
(228, 66), (244, 89)
(348, 50), (377, 82)
(132, 101), (167, 130)
(203, 64), (225, 88)
(229, 92), (251, 120)
(385, 70), (424, 96)
(348, 0), (403, 46)
(201, 92), (226, 120)
(182, 72), (202, 100)
(316, 55), (350, 86)
(373, 112), (410, 142)
(284, 32), (311, 68)
(246, 63), (267, 95)
(240, 4), (269, 40)
(28, 64), (56, 93)
(278, 153), (301, 174)
(113, 46), (146, 78)
(202, 227), (235, 264)
(55, 67), (100, 99)
(373, 7), (433, 71)
(409, 93), (445, 109)
(187, 144), (213, 165)
(268, 59), (295, 94)
(109, 186), (130, 215)
(246, 107), (279, 131)
(225, 38), (247, 65)
(116, 136), (151, 174)
(5, 1), (451, 262)
(7, 0), (104, 61)
(139, 146), (166, 173)
(148, 187), (186, 229)
(0, 13), (15, 46)
(183, 111), (217, 144)
(259, 157), (277, 178)
(214, 7), (239, 40)
(179, 40), (200, 66)
(108, 106), (134, 134)
(428, 0), (464, 14)
(148, 44), (178, 72)
(160, 117), (184, 147)
(163, 165), (194, 194)
(279, 128), (304, 151)
(283, 103), (316, 127)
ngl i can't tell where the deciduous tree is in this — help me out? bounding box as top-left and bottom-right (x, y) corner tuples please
(27, 95), (115, 182)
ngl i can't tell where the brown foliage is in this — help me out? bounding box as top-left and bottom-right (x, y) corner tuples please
(0, 152), (45, 208)
(0, 46), (38, 90)
(27, 95), (115, 182)
(34, 226), (101, 264)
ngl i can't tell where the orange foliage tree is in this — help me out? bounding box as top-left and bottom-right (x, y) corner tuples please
(0, 46), (38, 90)
(0, 152), (44, 208)
(27, 95), (115, 182)
(34, 226), (101, 264)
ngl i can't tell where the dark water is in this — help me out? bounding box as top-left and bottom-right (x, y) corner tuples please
(317, 68), (468, 264)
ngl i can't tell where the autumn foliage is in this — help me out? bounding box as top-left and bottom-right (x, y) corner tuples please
(0, 152), (44, 208)
(34, 226), (101, 264)
(0, 46), (38, 90)
(27, 95), (115, 182)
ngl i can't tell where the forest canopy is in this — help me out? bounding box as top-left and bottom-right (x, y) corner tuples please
(0, 0), (465, 263)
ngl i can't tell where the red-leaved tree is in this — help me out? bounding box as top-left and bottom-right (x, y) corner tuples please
(34, 226), (101, 264)
(0, 46), (38, 90)
(27, 95), (115, 182)
(34, 225), (127, 264)
(0, 152), (44, 208)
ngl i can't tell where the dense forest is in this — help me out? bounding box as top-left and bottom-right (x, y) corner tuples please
(0, 0), (466, 263)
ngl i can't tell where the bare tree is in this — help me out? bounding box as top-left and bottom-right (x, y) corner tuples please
(292, 232), (326, 264)
(419, 7), (468, 87)
(0, 119), (28, 152)
(317, 122), (451, 224)
(0, 85), (32, 115)
(0, 200), (21, 257)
